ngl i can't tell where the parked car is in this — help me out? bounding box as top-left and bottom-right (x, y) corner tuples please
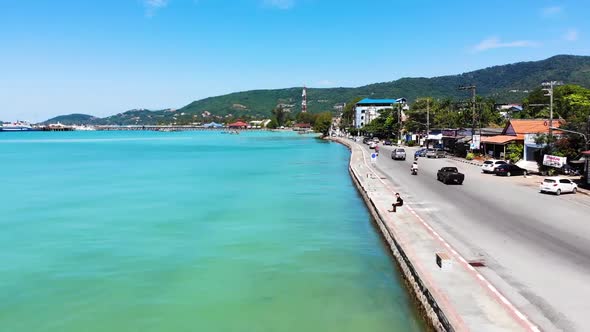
(494, 163), (527, 177)
(539, 177), (578, 195)
(373, 137), (380, 142)
(362, 137), (371, 144)
(383, 140), (392, 146)
(437, 167), (465, 184)
(369, 142), (377, 149)
(481, 160), (507, 174)
(561, 164), (581, 176)
(414, 148), (428, 158)
(391, 148), (406, 160)
(426, 148), (445, 158)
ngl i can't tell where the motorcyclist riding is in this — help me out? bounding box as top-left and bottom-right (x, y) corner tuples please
(411, 161), (418, 175)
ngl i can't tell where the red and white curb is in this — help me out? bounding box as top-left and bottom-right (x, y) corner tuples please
(353, 142), (541, 332)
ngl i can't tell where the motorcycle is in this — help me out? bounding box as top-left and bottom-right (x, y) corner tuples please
(411, 168), (418, 175)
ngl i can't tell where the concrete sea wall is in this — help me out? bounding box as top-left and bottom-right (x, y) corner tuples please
(333, 138), (449, 331)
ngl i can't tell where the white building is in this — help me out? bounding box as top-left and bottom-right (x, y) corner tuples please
(354, 98), (407, 128)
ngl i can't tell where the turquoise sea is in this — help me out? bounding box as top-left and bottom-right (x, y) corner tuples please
(0, 131), (424, 332)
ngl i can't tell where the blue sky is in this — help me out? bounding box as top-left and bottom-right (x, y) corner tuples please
(1, 0), (589, 122)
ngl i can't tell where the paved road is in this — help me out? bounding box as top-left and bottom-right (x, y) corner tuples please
(367, 143), (590, 332)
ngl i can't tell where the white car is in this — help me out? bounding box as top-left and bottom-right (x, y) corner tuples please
(369, 142), (377, 149)
(539, 177), (578, 195)
(481, 160), (507, 173)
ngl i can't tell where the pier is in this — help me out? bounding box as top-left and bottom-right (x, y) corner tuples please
(95, 125), (254, 132)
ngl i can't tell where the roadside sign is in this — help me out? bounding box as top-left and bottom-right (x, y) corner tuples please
(371, 153), (377, 163)
(543, 154), (566, 168)
(471, 134), (481, 150)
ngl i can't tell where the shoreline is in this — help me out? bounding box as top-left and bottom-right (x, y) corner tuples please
(328, 136), (535, 332)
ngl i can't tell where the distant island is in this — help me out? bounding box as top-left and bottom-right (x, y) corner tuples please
(42, 55), (590, 125)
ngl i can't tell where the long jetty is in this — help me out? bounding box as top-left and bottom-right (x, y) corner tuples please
(95, 125), (247, 131)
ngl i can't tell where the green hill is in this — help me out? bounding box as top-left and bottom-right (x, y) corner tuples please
(40, 113), (100, 125)
(42, 55), (590, 125)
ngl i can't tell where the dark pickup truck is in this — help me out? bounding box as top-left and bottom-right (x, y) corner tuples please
(437, 167), (465, 185)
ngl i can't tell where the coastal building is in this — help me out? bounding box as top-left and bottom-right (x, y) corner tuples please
(293, 123), (312, 131)
(228, 121), (248, 129)
(333, 103), (346, 113)
(354, 98), (407, 128)
(497, 104), (523, 119)
(482, 119), (562, 162)
(249, 119), (271, 128)
(203, 122), (224, 128)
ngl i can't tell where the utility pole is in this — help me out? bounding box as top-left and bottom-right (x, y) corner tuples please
(398, 103), (401, 144)
(459, 85), (477, 136)
(426, 98), (430, 148)
(459, 85), (477, 150)
(542, 81), (563, 142)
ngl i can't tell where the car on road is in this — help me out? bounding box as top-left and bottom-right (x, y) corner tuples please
(482, 160), (507, 173)
(362, 137), (371, 144)
(414, 148), (428, 158)
(369, 142), (377, 149)
(494, 163), (527, 177)
(383, 140), (392, 146)
(372, 137), (380, 142)
(426, 148), (445, 158)
(539, 177), (578, 195)
(391, 148), (406, 160)
(437, 167), (464, 184)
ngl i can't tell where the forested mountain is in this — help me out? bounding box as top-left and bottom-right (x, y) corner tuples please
(42, 55), (590, 125)
(40, 114), (100, 125)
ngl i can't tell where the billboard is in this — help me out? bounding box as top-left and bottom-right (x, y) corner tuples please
(543, 154), (567, 168)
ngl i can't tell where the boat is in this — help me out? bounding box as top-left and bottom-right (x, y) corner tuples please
(0, 121), (36, 132)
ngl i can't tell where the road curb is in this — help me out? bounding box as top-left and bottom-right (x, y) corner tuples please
(447, 156), (483, 167)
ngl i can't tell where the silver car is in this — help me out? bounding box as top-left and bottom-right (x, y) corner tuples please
(391, 148), (406, 160)
(426, 148), (445, 158)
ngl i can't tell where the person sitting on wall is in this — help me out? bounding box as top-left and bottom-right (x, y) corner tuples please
(388, 193), (404, 213)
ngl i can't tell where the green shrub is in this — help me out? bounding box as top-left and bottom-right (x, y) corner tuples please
(407, 140), (416, 147)
(466, 152), (475, 160)
(506, 143), (523, 163)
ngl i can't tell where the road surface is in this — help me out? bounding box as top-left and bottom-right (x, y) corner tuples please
(367, 143), (590, 332)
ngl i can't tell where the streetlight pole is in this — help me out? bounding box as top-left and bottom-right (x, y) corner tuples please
(550, 127), (589, 151)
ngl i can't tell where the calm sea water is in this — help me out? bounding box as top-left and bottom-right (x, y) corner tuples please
(0, 131), (424, 332)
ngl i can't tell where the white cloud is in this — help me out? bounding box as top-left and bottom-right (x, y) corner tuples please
(264, 0), (295, 10)
(541, 6), (563, 17)
(472, 37), (540, 52)
(563, 28), (578, 41)
(144, 0), (170, 17)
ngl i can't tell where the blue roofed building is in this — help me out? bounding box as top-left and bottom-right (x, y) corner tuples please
(354, 98), (407, 128)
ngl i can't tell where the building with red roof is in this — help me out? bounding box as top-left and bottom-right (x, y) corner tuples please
(482, 119), (564, 161)
(293, 123), (312, 131)
(228, 121), (248, 129)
